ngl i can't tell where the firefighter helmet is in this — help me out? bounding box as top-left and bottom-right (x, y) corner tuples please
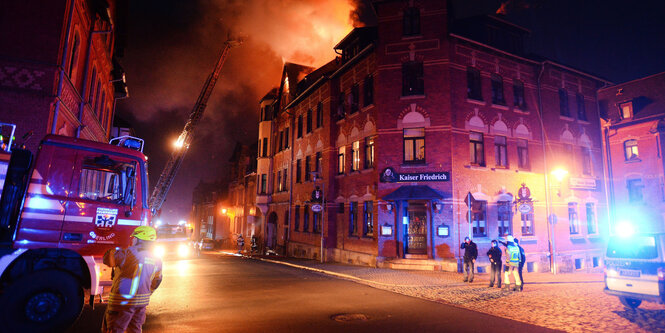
(131, 226), (157, 241)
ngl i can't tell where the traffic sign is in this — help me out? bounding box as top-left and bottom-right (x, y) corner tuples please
(311, 204), (323, 212)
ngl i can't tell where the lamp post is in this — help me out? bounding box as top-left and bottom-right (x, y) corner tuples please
(311, 172), (325, 263)
(548, 167), (568, 274)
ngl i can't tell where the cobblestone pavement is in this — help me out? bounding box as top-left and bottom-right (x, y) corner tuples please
(233, 254), (665, 333)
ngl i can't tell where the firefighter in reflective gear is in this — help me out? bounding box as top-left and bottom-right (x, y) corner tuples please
(102, 226), (163, 333)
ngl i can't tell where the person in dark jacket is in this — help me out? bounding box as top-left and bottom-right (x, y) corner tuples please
(487, 240), (502, 288)
(460, 236), (478, 283)
(515, 238), (526, 291)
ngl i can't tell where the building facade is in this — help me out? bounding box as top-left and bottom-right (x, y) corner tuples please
(227, 142), (260, 250)
(0, 0), (128, 152)
(599, 71), (665, 234)
(256, 0), (610, 273)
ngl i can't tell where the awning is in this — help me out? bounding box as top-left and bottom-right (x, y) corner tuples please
(382, 185), (446, 201)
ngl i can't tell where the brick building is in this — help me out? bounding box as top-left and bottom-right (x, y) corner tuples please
(599, 71), (665, 234)
(191, 181), (229, 245)
(0, 0), (128, 152)
(256, 0), (611, 273)
(227, 142), (259, 250)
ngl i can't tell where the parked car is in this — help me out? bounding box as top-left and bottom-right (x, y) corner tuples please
(604, 232), (665, 308)
(198, 238), (215, 251)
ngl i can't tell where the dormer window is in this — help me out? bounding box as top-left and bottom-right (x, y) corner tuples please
(403, 7), (420, 36)
(620, 101), (633, 119)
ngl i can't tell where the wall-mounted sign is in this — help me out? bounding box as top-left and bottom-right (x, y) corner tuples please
(380, 167), (450, 183)
(518, 203), (532, 214)
(381, 224), (393, 236)
(311, 204), (323, 212)
(437, 225), (450, 237)
(569, 177), (597, 190)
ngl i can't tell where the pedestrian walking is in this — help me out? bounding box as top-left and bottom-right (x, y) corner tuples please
(237, 234), (245, 254)
(460, 236), (478, 283)
(515, 238), (526, 291)
(102, 226), (163, 333)
(487, 240), (502, 288)
(501, 235), (522, 291)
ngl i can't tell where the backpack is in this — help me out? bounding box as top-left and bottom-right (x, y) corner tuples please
(508, 244), (520, 265)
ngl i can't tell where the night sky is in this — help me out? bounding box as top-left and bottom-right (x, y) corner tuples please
(115, 0), (665, 223)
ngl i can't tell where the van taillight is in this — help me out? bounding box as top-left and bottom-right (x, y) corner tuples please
(658, 267), (665, 281)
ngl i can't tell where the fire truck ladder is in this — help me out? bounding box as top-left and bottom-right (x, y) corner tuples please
(148, 38), (241, 215)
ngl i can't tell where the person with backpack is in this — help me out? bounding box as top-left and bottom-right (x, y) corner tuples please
(460, 236), (478, 283)
(515, 238), (526, 291)
(487, 240), (502, 288)
(501, 235), (522, 291)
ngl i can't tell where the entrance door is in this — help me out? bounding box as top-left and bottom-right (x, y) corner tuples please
(406, 202), (427, 254)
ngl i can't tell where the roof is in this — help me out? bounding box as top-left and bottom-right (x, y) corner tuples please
(598, 71), (665, 122)
(382, 185), (447, 201)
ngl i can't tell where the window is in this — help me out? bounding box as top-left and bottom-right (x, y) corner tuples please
(559, 89), (570, 117)
(364, 137), (375, 169)
(303, 205), (310, 232)
(467, 68), (482, 101)
(279, 131), (284, 151)
(627, 178), (644, 203)
(491, 74), (505, 105)
(472, 200), (487, 237)
(402, 61), (424, 96)
(296, 159), (302, 183)
(350, 84), (359, 113)
(305, 156), (311, 181)
(581, 147), (592, 175)
(568, 202), (579, 234)
(283, 170), (288, 191)
(313, 211), (320, 233)
(586, 202), (597, 234)
(403, 7), (420, 36)
(494, 136), (507, 167)
(79, 161), (135, 203)
(517, 139), (529, 169)
(277, 170), (282, 192)
(624, 139), (638, 160)
(297, 115), (303, 138)
(259, 174), (267, 194)
(284, 128), (289, 149)
(294, 205), (300, 231)
(337, 92), (346, 119)
(363, 75), (374, 106)
(577, 94), (587, 121)
(68, 33), (80, 79)
(316, 102), (323, 128)
(337, 147), (345, 174)
(404, 128), (425, 164)
(513, 80), (526, 109)
(351, 141), (360, 171)
(349, 202), (358, 235)
(338, 203), (344, 213)
(363, 201), (373, 236)
(316, 152), (322, 174)
(88, 68), (97, 102)
(521, 208), (534, 236)
(620, 102), (633, 119)
(497, 201), (512, 236)
(306, 109), (312, 133)
(470, 132), (485, 166)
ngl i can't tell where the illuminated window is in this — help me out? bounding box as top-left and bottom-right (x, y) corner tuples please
(470, 132), (485, 166)
(586, 202), (597, 235)
(467, 68), (482, 101)
(624, 139), (638, 160)
(517, 139), (529, 169)
(568, 202), (579, 234)
(472, 200), (487, 237)
(337, 146), (345, 174)
(513, 80), (526, 109)
(349, 202), (358, 235)
(577, 94), (587, 121)
(559, 89), (570, 117)
(364, 136), (375, 169)
(403, 7), (420, 36)
(627, 178), (644, 203)
(277, 170), (282, 192)
(521, 209), (534, 236)
(494, 135), (507, 167)
(620, 102), (633, 119)
(363, 201), (373, 236)
(402, 61), (424, 96)
(404, 128), (425, 164)
(351, 141), (360, 171)
(491, 74), (505, 105)
(497, 201), (512, 236)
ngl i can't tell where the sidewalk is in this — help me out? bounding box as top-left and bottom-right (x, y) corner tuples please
(222, 252), (665, 333)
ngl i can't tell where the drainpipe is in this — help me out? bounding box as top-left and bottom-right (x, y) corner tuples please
(536, 62), (556, 274)
(51, 0), (76, 135)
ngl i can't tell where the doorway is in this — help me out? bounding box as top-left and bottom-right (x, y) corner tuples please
(405, 201), (428, 255)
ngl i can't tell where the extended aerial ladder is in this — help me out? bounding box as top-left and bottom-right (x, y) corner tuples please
(149, 38), (241, 215)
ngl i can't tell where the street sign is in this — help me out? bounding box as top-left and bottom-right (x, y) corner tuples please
(311, 204), (323, 212)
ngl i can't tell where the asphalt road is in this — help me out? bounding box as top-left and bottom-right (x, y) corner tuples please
(69, 253), (560, 333)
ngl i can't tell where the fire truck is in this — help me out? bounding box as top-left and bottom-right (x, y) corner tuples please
(0, 129), (149, 332)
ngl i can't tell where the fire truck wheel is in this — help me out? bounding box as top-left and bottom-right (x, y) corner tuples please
(0, 269), (84, 333)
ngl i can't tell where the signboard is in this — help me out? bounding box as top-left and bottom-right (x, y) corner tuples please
(380, 167), (449, 183)
(569, 177), (597, 190)
(437, 225), (450, 237)
(380, 224), (393, 236)
(311, 204), (323, 212)
(518, 203), (532, 214)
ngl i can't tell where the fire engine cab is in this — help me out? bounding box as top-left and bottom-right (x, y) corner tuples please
(0, 127), (150, 332)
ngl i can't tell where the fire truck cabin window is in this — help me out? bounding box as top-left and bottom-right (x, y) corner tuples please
(79, 158), (135, 203)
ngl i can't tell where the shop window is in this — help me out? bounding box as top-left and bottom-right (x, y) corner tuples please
(517, 139), (529, 169)
(559, 89), (570, 117)
(337, 147), (345, 174)
(491, 74), (505, 105)
(294, 205), (300, 231)
(404, 128), (425, 164)
(494, 135), (507, 167)
(470, 132), (485, 166)
(363, 201), (374, 236)
(586, 202), (597, 235)
(305, 156), (311, 181)
(316, 102), (323, 128)
(624, 139), (638, 160)
(582, 147), (592, 175)
(402, 61), (424, 96)
(577, 94), (587, 121)
(521, 210), (534, 236)
(349, 202), (358, 235)
(472, 200), (487, 237)
(568, 202), (579, 234)
(296, 159), (302, 183)
(497, 201), (512, 236)
(363, 75), (374, 106)
(303, 205), (310, 232)
(467, 68), (482, 101)
(627, 178), (644, 202)
(513, 80), (526, 109)
(306, 109), (312, 133)
(351, 141), (360, 171)
(364, 136), (375, 169)
(403, 7), (420, 36)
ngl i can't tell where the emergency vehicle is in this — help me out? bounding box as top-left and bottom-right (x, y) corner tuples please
(0, 128), (150, 332)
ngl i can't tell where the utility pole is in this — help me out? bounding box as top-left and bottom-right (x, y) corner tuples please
(311, 172), (325, 263)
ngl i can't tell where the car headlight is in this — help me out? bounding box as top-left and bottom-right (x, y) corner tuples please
(154, 245), (166, 258)
(177, 243), (190, 258)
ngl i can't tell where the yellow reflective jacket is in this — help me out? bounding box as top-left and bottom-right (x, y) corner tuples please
(103, 243), (163, 309)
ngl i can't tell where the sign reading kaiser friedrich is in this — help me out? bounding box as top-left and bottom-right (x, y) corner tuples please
(380, 167), (450, 183)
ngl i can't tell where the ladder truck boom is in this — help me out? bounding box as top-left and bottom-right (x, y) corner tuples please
(148, 38), (240, 215)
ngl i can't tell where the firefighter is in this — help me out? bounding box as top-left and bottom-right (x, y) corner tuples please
(102, 226), (163, 333)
